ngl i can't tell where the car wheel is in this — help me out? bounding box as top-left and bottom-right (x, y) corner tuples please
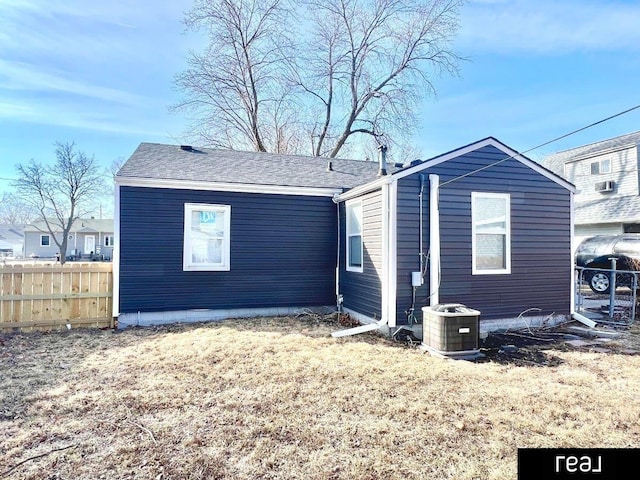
(589, 272), (611, 294)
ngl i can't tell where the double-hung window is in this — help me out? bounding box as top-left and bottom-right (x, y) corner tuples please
(346, 200), (363, 272)
(472, 192), (511, 274)
(590, 159), (611, 175)
(183, 203), (231, 271)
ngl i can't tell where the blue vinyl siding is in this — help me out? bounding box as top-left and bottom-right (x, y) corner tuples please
(395, 144), (572, 325)
(119, 186), (337, 313)
(339, 190), (384, 320)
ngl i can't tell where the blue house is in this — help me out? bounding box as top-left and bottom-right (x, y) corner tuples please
(114, 139), (575, 334)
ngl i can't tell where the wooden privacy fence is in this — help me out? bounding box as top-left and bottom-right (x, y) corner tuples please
(0, 262), (113, 332)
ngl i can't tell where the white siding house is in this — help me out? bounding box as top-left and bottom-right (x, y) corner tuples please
(544, 131), (640, 246)
(24, 218), (114, 260)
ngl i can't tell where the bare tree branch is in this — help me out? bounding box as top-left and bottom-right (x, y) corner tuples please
(172, 0), (466, 159)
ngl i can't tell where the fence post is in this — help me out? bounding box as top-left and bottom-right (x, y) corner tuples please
(633, 272), (637, 322)
(609, 257), (617, 318)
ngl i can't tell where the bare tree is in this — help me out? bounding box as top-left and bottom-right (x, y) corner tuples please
(173, 0), (465, 158)
(0, 192), (36, 225)
(108, 157), (126, 180)
(13, 142), (105, 264)
(173, 0), (300, 153)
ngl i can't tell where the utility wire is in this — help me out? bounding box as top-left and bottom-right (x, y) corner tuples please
(439, 102), (640, 188)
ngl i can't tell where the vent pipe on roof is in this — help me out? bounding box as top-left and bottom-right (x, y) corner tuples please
(377, 144), (388, 176)
(327, 161), (333, 172)
(180, 145), (193, 151)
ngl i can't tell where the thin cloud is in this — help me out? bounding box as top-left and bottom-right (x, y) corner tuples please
(0, 98), (173, 138)
(0, 60), (149, 107)
(460, 0), (640, 54)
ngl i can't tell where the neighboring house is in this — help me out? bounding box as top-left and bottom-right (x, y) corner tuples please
(24, 218), (115, 260)
(114, 140), (574, 334)
(543, 130), (640, 244)
(0, 224), (25, 258)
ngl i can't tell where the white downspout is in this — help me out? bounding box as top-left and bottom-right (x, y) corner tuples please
(429, 174), (440, 306)
(569, 190), (576, 314)
(113, 183), (121, 322)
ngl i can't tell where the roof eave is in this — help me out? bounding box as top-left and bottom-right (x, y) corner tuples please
(392, 137), (576, 193)
(116, 176), (344, 197)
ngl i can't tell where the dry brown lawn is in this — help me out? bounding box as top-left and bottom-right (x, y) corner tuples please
(1, 315), (640, 480)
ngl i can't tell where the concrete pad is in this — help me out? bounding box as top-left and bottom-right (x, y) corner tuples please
(565, 339), (596, 348)
(564, 325), (623, 339)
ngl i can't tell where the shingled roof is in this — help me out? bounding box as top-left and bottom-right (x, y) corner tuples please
(574, 195), (640, 225)
(543, 130), (640, 176)
(24, 218), (114, 233)
(117, 143), (389, 190)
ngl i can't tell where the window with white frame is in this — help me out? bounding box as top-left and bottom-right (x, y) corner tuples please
(104, 235), (115, 247)
(346, 200), (363, 272)
(590, 159), (611, 175)
(472, 192), (511, 274)
(183, 203), (231, 271)
(40, 234), (50, 247)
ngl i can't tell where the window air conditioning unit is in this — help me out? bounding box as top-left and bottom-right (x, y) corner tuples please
(595, 180), (614, 192)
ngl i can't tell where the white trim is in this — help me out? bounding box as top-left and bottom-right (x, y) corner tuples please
(113, 184), (121, 317)
(387, 181), (398, 327)
(117, 176), (342, 197)
(335, 138), (574, 206)
(471, 192), (511, 275)
(570, 191), (575, 313)
(335, 177), (390, 202)
(183, 203), (231, 271)
(393, 138), (576, 192)
(429, 175), (440, 305)
(381, 182), (397, 327)
(381, 183), (389, 325)
(345, 199), (363, 273)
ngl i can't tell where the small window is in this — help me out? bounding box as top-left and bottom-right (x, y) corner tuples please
(104, 235), (115, 247)
(40, 234), (50, 247)
(590, 159), (611, 175)
(183, 203), (231, 271)
(346, 200), (363, 272)
(472, 192), (511, 275)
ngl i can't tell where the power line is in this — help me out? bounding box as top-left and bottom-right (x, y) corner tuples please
(439, 102), (640, 188)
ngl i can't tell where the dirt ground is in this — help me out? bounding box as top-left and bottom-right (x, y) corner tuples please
(1, 315), (640, 480)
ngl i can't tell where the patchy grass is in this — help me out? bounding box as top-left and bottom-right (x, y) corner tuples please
(1, 315), (640, 480)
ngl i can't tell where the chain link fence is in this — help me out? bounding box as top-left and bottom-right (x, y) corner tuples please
(575, 266), (639, 326)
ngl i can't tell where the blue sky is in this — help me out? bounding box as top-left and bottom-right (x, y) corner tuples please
(1, 0), (640, 193)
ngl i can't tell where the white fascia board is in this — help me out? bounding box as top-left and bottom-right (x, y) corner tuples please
(116, 176), (342, 197)
(392, 138), (577, 193)
(334, 177), (390, 202)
